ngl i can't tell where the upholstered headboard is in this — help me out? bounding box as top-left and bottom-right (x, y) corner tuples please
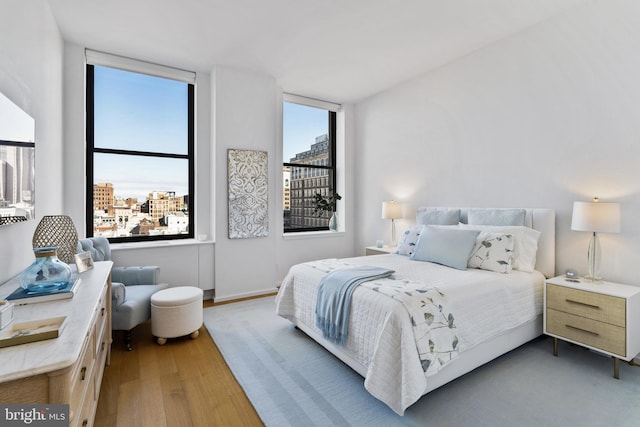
(415, 207), (556, 278)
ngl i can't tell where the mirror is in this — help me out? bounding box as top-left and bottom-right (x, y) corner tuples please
(0, 91), (35, 226)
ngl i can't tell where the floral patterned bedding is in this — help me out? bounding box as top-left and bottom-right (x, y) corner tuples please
(276, 254), (544, 415)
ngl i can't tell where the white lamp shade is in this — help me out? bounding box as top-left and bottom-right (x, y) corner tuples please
(382, 201), (403, 220)
(571, 201), (620, 233)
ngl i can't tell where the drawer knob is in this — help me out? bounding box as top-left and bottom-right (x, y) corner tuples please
(81, 366), (87, 381)
(101, 307), (105, 317)
(82, 420), (88, 427)
(566, 324), (600, 337)
(566, 299), (600, 310)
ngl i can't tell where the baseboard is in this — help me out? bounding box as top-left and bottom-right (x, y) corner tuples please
(213, 288), (276, 303)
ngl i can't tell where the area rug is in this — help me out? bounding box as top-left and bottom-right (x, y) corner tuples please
(204, 297), (640, 427)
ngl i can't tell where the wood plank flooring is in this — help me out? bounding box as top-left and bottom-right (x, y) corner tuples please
(94, 298), (265, 427)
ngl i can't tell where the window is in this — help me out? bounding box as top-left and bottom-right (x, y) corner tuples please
(86, 51), (195, 242)
(283, 95), (339, 232)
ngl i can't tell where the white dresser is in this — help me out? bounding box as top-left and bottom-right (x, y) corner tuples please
(0, 261), (112, 427)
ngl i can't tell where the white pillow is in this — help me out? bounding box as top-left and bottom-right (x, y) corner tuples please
(468, 231), (515, 274)
(458, 224), (540, 272)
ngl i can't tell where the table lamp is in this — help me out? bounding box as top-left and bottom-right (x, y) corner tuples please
(571, 198), (620, 281)
(382, 201), (403, 246)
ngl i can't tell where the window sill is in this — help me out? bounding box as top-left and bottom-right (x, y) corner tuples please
(283, 230), (345, 240)
(110, 239), (213, 251)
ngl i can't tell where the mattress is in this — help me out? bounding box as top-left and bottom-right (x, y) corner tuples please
(275, 254), (545, 415)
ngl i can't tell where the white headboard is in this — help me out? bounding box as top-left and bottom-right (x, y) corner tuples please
(415, 207), (556, 278)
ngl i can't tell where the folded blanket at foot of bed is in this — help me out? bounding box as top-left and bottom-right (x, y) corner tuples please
(315, 266), (395, 345)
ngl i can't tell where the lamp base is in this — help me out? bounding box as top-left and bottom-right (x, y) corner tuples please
(582, 274), (603, 283)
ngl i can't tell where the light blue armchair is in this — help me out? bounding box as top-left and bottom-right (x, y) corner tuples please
(77, 237), (169, 350)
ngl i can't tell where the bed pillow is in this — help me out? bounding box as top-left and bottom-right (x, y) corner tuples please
(411, 226), (480, 270)
(467, 209), (526, 226)
(416, 208), (461, 225)
(468, 232), (515, 274)
(395, 225), (423, 256)
(458, 224), (540, 272)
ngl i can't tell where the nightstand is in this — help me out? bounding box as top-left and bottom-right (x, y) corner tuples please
(544, 276), (640, 379)
(365, 245), (396, 256)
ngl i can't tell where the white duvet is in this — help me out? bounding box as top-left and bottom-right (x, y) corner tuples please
(275, 254), (544, 415)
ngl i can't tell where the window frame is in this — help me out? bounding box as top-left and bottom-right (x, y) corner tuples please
(283, 96), (338, 233)
(85, 54), (195, 243)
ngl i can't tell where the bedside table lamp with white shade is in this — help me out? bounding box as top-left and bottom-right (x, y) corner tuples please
(382, 201), (403, 246)
(571, 197), (620, 282)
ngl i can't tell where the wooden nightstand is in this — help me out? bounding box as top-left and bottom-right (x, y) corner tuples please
(365, 245), (396, 255)
(544, 276), (640, 379)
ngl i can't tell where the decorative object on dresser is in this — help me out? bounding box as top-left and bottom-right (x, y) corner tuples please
(381, 200), (403, 245)
(544, 276), (640, 379)
(571, 198), (620, 281)
(19, 246), (73, 294)
(77, 237), (169, 350)
(32, 214), (79, 264)
(0, 261), (113, 427)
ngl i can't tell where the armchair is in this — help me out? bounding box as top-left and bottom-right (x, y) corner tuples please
(76, 237), (169, 350)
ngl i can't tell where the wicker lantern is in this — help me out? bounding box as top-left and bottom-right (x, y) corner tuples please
(32, 215), (79, 264)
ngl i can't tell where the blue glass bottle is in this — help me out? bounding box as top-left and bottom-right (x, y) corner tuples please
(20, 247), (72, 293)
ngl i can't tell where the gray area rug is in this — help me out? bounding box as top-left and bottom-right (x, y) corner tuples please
(204, 297), (640, 427)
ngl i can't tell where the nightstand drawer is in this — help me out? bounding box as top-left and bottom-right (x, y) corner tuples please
(546, 284), (626, 327)
(547, 308), (626, 356)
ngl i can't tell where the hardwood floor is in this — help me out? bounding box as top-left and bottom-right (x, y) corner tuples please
(94, 299), (264, 427)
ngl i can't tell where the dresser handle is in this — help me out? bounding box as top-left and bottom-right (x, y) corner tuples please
(81, 366), (87, 380)
(565, 299), (600, 310)
(82, 420), (88, 427)
(566, 324), (599, 336)
(101, 307), (105, 317)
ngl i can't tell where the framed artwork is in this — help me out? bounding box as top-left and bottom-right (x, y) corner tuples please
(227, 149), (269, 239)
(74, 252), (94, 273)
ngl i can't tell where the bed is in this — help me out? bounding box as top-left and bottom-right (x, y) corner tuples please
(275, 207), (555, 415)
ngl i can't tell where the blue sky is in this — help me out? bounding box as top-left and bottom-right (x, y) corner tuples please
(93, 66), (189, 201)
(283, 102), (329, 162)
(92, 66), (327, 201)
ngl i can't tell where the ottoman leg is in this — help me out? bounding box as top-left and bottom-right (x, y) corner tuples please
(157, 337), (167, 345)
(190, 330), (199, 339)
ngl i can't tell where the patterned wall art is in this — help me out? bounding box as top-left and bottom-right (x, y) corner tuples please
(228, 149), (269, 239)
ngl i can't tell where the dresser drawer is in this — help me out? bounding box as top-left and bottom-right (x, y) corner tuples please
(547, 308), (626, 356)
(93, 293), (107, 356)
(69, 330), (95, 421)
(546, 284), (626, 326)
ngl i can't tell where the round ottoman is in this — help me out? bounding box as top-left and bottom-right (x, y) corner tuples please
(151, 286), (203, 345)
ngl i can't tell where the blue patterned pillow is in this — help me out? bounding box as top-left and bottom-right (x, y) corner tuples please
(395, 225), (422, 256)
(468, 232), (515, 273)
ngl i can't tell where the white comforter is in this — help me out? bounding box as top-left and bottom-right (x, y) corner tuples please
(275, 254), (544, 415)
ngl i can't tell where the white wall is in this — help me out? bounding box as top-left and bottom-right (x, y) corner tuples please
(212, 67), (356, 301)
(354, 0), (640, 285)
(0, 0), (63, 283)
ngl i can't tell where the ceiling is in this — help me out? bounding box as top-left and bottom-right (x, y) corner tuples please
(48, 0), (586, 104)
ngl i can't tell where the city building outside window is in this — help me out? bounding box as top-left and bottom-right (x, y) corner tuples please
(283, 95), (338, 233)
(86, 51), (195, 242)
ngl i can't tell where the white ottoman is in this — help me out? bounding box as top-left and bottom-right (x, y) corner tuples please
(151, 286), (203, 345)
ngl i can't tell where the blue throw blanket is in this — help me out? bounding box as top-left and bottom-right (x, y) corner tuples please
(315, 266), (395, 346)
